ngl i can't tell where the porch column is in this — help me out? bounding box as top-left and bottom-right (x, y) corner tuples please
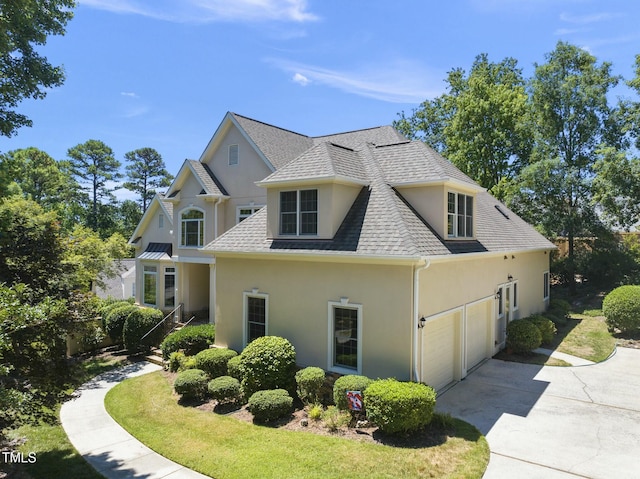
(209, 262), (216, 325)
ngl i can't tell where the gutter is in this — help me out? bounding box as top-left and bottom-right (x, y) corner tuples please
(413, 257), (431, 382)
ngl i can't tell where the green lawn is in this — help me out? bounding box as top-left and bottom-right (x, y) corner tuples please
(105, 371), (489, 479)
(555, 314), (616, 362)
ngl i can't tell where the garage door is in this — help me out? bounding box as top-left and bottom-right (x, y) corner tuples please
(421, 311), (459, 391)
(465, 298), (492, 371)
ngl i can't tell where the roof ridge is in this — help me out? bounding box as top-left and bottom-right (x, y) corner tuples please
(230, 112), (310, 139)
(314, 125), (393, 139)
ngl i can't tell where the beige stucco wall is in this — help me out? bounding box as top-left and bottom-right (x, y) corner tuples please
(398, 185), (446, 238)
(265, 182), (362, 239)
(214, 257), (414, 380)
(419, 250), (550, 319)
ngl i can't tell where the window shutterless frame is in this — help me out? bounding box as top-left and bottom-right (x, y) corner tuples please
(279, 189), (317, 236)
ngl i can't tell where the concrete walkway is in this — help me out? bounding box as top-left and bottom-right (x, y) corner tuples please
(437, 347), (640, 479)
(533, 347), (595, 366)
(60, 361), (210, 479)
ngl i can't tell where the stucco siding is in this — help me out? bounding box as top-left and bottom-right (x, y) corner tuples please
(214, 257), (414, 379)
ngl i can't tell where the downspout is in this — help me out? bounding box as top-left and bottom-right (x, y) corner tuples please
(413, 258), (431, 382)
(213, 197), (222, 239)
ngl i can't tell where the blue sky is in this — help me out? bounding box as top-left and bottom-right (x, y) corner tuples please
(2, 0), (640, 200)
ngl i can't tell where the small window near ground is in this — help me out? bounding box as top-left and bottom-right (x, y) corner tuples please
(513, 281), (519, 311)
(497, 286), (504, 317)
(543, 271), (550, 301)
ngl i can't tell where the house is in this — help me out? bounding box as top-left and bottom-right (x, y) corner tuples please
(94, 259), (136, 300)
(130, 112), (554, 391)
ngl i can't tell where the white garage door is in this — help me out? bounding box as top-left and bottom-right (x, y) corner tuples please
(466, 298), (492, 371)
(421, 311), (459, 391)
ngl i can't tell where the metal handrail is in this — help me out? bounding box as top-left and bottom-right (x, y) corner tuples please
(167, 315), (196, 336)
(140, 303), (183, 342)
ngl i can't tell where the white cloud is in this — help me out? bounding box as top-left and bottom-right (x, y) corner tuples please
(292, 73), (310, 86)
(79, 0), (318, 23)
(120, 91), (138, 98)
(268, 58), (444, 104)
(559, 12), (621, 24)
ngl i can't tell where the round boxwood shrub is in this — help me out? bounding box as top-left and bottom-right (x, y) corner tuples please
(295, 366), (325, 404)
(103, 303), (138, 342)
(364, 379), (436, 434)
(603, 285), (640, 333)
(208, 376), (242, 404)
(195, 347), (238, 379)
(160, 324), (215, 359)
(123, 307), (164, 352)
(528, 315), (557, 344)
(174, 369), (208, 400)
(227, 355), (243, 381)
(239, 336), (296, 398)
(247, 389), (293, 423)
(333, 375), (373, 411)
(506, 319), (542, 354)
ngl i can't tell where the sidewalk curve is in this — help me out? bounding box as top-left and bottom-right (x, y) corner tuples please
(61, 361), (210, 479)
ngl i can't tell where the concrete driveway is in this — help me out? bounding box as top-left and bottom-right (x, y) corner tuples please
(436, 347), (640, 479)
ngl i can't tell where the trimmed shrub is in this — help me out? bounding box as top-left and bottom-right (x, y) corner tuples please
(364, 379), (436, 434)
(103, 303), (137, 342)
(528, 315), (557, 344)
(173, 369), (208, 400)
(123, 307), (164, 352)
(207, 376), (242, 404)
(168, 351), (185, 372)
(333, 375), (373, 411)
(239, 336), (296, 398)
(506, 319), (542, 354)
(549, 299), (571, 318)
(603, 285), (640, 333)
(227, 355), (243, 381)
(247, 389), (293, 423)
(195, 348), (238, 379)
(160, 324), (215, 359)
(295, 367), (325, 405)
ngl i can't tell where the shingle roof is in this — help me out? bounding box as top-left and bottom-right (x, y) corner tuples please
(260, 142), (369, 185)
(205, 115), (553, 258)
(187, 160), (228, 196)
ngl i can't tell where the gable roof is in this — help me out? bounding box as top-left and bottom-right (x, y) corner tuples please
(166, 159), (229, 198)
(128, 194), (174, 244)
(206, 141), (554, 260)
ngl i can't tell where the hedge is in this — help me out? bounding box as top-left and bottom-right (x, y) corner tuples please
(208, 376), (242, 404)
(195, 348), (238, 379)
(123, 307), (164, 352)
(227, 355), (243, 381)
(603, 285), (640, 333)
(173, 369), (208, 400)
(103, 303), (137, 342)
(333, 375), (373, 411)
(506, 319), (542, 354)
(364, 379), (436, 434)
(239, 336), (296, 398)
(295, 366), (325, 405)
(160, 324), (215, 359)
(528, 315), (557, 344)
(247, 389), (293, 423)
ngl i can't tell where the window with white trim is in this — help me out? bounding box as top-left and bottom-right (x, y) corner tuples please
(180, 209), (204, 247)
(328, 301), (362, 374)
(244, 292), (268, 344)
(164, 267), (175, 308)
(228, 144), (239, 166)
(497, 286), (504, 317)
(143, 265), (157, 305)
(447, 192), (473, 238)
(543, 271), (550, 300)
(237, 205), (263, 224)
(159, 214), (164, 228)
(280, 189), (317, 236)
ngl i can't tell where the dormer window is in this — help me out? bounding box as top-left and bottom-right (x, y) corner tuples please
(447, 192), (473, 238)
(280, 189), (317, 236)
(181, 208), (204, 247)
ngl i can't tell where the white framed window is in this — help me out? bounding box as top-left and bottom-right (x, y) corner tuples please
(236, 205), (263, 224)
(543, 271), (550, 301)
(164, 267), (175, 308)
(143, 265), (157, 306)
(328, 300), (362, 375)
(497, 286), (504, 318)
(228, 144), (239, 166)
(280, 189), (317, 236)
(447, 192), (473, 238)
(159, 214), (164, 228)
(512, 281), (519, 311)
(243, 291), (268, 345)
(180, 208), (204, 247)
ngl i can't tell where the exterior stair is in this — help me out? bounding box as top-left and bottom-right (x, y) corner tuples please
(145, 347), (164, 367)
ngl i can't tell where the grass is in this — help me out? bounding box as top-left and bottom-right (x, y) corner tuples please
(554, 314), (616, 363)
(105, 371), (489, 479)
(1, 352), (131, 479)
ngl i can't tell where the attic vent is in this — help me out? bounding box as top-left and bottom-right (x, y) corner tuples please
(495, 204), (510, 219)
(229, 144), (239, 166)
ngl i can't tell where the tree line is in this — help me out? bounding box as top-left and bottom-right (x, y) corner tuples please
(396, 41), (640, 291)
